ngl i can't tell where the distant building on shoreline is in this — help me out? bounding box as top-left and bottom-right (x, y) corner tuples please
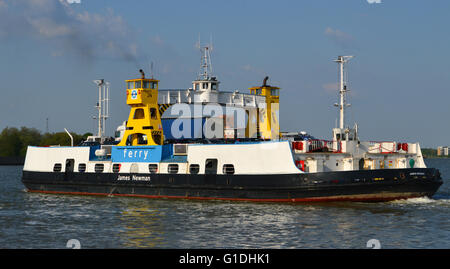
(437, 146), (449, 156)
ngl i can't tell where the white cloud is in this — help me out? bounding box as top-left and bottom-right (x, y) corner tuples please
(324, 27), (355, 49)
(151, 35), (165, 46)
(241, 64), (253, 71)
(0, 0), (142, 63)
(325, 27), (352, 42)
(367, 0), (382, 3)
(29, 18), (71, 38)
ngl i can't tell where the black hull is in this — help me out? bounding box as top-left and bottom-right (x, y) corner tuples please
(22, 168), (443, 202)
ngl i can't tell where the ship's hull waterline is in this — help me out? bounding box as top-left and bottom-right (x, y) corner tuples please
(22, 168), (442, 203)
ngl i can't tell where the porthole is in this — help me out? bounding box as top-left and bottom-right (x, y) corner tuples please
(189, 164), (200, 174)
(78, 163), (86, 173)
(95, 163), (104, 173)
(53, 163), (62, 172)
(112, 163), (121, 173)
(168, 164), (179, 174)
(223, 164), (235, 175)
(148, 164), (158, 173)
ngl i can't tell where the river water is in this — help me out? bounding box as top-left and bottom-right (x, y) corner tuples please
(0, 159), (449, 249)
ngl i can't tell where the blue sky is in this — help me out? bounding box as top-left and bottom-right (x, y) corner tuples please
(0, 0), (449, 147)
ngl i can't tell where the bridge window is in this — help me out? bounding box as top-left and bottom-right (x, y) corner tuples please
(211, 83), (217, 91)
(202, 83), (208, 89)
(134, 108), (145, 119)
(127, 81), (134, 89)
(271, 89), (279, 96)
(143, 81), (150, 89)
(150, 108), (157, 119)
(135, 81), (141, 88)
(151, 82), (157, 89)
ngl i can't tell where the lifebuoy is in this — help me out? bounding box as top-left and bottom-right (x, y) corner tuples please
(402, 143), (408, 152)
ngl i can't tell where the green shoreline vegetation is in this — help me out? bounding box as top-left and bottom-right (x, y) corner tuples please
(0, 127), (92, 157)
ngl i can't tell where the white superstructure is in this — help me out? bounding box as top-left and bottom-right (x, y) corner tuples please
(286, 55), (426, 173)
(23, 141), (302, 175)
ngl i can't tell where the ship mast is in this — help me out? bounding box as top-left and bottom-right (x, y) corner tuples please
(93, 79), (110, 137)
(334, 55), (353, 129)
(198, 41), (213, 80)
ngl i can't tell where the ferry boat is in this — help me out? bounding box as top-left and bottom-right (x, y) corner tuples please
(21, 48), (443, 202)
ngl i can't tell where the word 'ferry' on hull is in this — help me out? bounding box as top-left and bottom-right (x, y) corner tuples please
(22, 50), (442, 202)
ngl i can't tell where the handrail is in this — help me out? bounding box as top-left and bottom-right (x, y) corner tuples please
(292, 139), (342, 153)
(64, 128), (74, 147)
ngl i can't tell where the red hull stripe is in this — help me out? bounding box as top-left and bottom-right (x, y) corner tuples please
(26, 189), (421, 203)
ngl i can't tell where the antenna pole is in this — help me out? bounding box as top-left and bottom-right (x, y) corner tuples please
(150, 62), (154, 79)
(339, 56), (344, 129)
(104, 82), (110, 136)
(334, 56), (353, 129)
(98, 80), (102, 137)
(94, 79), (106, 137)
(198, 40), (213, 80)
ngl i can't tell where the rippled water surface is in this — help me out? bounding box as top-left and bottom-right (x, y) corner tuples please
(1, 159), (449, 249)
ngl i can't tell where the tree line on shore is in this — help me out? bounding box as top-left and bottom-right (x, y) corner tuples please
(421, 148), (441, 158)
(0, 127), (92, 157)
